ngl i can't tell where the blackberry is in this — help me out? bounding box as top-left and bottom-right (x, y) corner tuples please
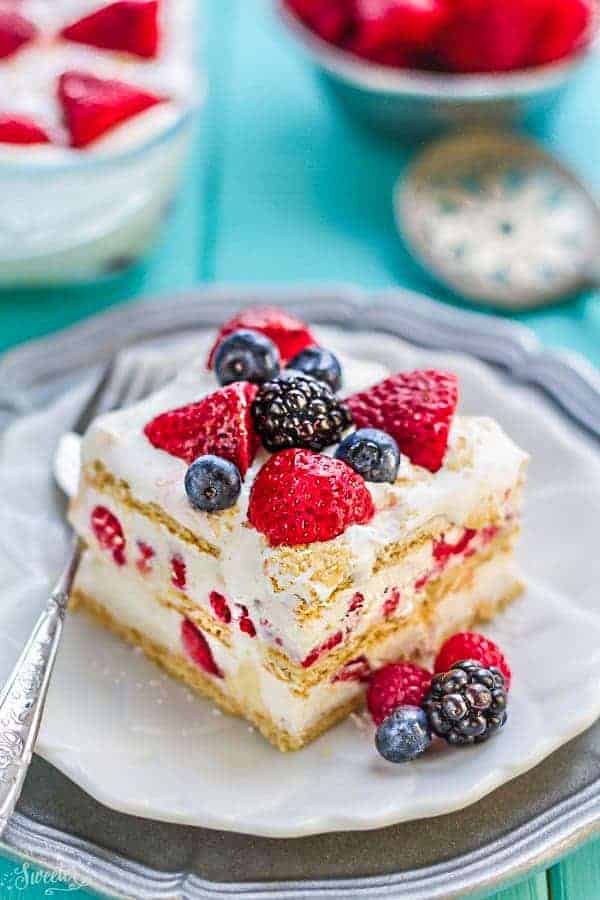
(423, 659), (507, 746)
(252, 372), (352, 453)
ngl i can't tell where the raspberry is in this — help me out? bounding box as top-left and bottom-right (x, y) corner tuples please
(346, 370), (458, 473)
(0, 10), (36, 59)
(434, 632), (512, 690)
(91, 506), (126, 566)
(61, 1), (159, 58)
(144, 382), (258, 477)
(531, 0), (592, 66)
(135, 540), (155, 575)
(433, 528), (476, 564)
(248, 448), (375, 546)
(302, 631), (343, 668)
(181, 620), (223, 678)
(333, 655), (372, 683)
(382, 586), (401, 617)
(58, 71), (163, 148)
(171, 555), (187, 591)
(210, 591), (231, 624)
(0, 114), (51, 145)
(367, 662), (432, 725)
(239, 612), (257, 637)
(207, 306), (316, 369)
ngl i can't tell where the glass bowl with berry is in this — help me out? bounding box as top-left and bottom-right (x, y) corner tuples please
(0, 0), (200, 285)
(279, 0), (597, 136)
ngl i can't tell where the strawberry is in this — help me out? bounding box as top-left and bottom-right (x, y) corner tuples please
(207, 306), (316, 370)
(91, 506), (126, 566)
(61, 0), (160, 59)
(367, 662), (432, 725)
(0, 9), (36, 59)
(248, 448), (375, 546)
(144, 382), (258, 477)
(352, 0), (449, 54)
(436, 0), (544, 73)
(0, 114), (51, 144)
(285, 0), (354, 43)
(531, 0), (592, 66)
(58, 70), (163, 148)
(210, 591), (232, 624)
(346, 369), (458, 473)
(434, 631), (512, 690)
(181, 619), (223, 678)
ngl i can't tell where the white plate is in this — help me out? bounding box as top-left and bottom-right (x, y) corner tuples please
(1, 328), (599, 838)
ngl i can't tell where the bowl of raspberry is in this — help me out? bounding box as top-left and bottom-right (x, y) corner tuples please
(279, 0), (597, 137)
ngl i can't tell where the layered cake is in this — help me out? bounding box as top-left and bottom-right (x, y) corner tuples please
(69, 308), (528, 751)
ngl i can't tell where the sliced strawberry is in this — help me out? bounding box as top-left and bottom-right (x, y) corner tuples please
(531, 0), (592, 66)
(181, 619), (223, 678)
(436, 0), (545, 73)
(346, 370), (458, 473)
(285, 0), (354, 43)
(58, 70), (163, 148)
(352, 0), (449, 54)
(248, 448), (375, 546)
(144, 382), (258, 477)
(61, 0), (160, 59)
(207, 306), (316, 370)
(0, 113), (51, 144)
(0, 9), (36, 59)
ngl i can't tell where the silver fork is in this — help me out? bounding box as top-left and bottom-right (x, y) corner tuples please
(0, 351), (169, 837)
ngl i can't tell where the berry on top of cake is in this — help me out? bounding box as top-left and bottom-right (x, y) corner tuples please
(68, 305), (529, 752)
(0, 0), (192, 151)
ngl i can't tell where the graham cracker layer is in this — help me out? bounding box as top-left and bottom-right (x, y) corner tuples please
(70, 554), (522, 752)
(266, 531), (521, 691)
(81, 461), (220, 559)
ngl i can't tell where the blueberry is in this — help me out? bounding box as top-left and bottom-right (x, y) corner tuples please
(375, 706), (432, 764)
(335, 428), (400, 483)
(215, 330), (280, 386)
(288, 346), (342, 392)
(185, 455), (241, 512)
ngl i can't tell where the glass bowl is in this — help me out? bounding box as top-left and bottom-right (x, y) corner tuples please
(0, 105), (197, 286)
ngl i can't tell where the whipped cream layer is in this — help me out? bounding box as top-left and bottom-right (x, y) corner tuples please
(0, 0), (195, 157)
(76, 544), (519, 741)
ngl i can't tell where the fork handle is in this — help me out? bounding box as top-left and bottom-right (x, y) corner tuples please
(0, 539), (81, 837)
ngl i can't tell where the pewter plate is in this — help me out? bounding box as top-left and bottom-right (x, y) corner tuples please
(1, 286), (599, 899)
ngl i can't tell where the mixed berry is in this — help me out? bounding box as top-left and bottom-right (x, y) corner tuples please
(335, 427), (400, 483)
(214, 330), (281, 387)
(284, 0), (595, 73)
(251, 371), (352, 452)
(369, 631), (511, 763)
(288, 345), (343, 391)
(142, 307), (462, 549)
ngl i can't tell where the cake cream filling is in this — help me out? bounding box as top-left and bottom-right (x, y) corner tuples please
(70, 479), (520, 662)
(0, 0), (195, 157)
(75, 546), (520, 738)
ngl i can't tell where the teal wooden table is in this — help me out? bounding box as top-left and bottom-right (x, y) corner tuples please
(0, 1), (598, 896)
